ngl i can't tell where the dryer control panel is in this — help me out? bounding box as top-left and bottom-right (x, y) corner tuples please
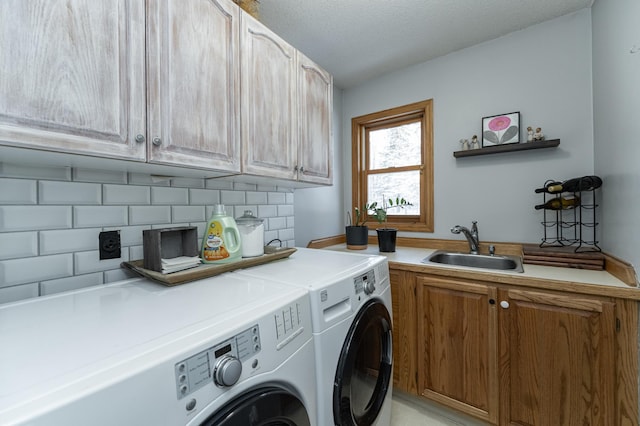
(174, 325), (261, 399)
(354, 269), (376, 295)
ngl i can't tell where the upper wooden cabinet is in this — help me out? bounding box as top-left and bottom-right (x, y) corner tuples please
(146, 0), (240, 172)
(297, 52), (332, 185)
(0, 0), (146, 160)
(0, 0), (240, 173)
(240, 14), (333, 185)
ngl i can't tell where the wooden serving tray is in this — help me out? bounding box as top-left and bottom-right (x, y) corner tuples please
(121, 247), (296, 286)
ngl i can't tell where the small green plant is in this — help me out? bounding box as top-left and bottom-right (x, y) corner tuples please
(348, 196), (412, 227)
(368, 197), (412, 225)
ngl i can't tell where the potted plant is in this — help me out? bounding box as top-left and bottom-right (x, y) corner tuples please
(369, 197), (412, 252)
(345, 205), (371, 250)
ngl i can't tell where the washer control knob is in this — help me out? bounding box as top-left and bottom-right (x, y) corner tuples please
(363, 279), (376, 295)
(213, 355), (242, 387)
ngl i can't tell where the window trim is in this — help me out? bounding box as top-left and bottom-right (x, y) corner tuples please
(351, 99), (434, 232)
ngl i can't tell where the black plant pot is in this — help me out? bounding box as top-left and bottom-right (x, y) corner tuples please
(345, 226), (368, 250)
(376, 228), (397, 252)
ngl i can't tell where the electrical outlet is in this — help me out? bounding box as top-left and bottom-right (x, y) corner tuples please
(99, 230), (121, 260)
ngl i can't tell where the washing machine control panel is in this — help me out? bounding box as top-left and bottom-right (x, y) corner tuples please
(354, 269), (376, 295)
(174, 325), (261, 399)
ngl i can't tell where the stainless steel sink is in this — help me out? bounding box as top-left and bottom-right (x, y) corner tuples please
(422, 250), (524, 273)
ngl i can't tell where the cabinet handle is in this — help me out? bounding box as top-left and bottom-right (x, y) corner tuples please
(152, 137), (162, 146)
(299, 166), (305, 172)
(135, 134), (145, 143)
(500, 300), (510, 309)
(294, 165), (299, 171)
(489, 299), (496, 305)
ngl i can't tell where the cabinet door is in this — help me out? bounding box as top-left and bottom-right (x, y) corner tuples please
(498, 288), (616, 426)
(417, 276), (498, 424)
(389, 269), (418, 394)
(240, 13), (297, 180)
(0, 0), (146, 160)
(147, 0), (240, 172)
(297, 52), (332, 185)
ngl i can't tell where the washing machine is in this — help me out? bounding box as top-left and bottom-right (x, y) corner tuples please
(235, 248), (393, 426)
(0, 273), (317, 426)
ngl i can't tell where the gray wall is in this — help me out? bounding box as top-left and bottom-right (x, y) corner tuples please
(592, 0), (640, 272)
(0, 163), (296, 304)
(341, 9), (595, 245)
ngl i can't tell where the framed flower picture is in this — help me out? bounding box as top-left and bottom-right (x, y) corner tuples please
(482, 112), (520, 147)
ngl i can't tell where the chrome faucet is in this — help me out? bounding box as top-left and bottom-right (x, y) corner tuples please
(451, 221), (479, 254)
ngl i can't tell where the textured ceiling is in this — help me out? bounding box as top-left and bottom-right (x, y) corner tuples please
(258, 0), (593, 88)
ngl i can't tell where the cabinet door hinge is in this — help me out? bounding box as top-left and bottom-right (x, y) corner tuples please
(616, 317), (621, 332)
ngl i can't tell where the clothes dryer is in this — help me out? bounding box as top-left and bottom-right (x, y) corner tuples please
(235, 248), (393, 426)
(0, 274), (317, 426)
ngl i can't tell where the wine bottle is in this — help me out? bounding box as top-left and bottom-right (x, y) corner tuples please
(534, 196), (581, 210)
(534, 175), (602, 194)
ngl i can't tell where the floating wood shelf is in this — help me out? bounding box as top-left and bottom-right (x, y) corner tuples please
(453, 139), (560, 158)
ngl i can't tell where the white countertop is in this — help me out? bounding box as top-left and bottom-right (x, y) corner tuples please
(323, 244), (639, 298)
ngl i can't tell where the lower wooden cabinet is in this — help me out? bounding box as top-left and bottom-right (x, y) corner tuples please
(388, 269), (639, 426)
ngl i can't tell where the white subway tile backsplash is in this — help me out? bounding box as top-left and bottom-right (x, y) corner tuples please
(39, 181), (102, 205)
(278, 205), (294, 217)
(287, 216), (295, 228)
(0, 179), (37, 204)
(257, 184), (278, 192)
(104, 268), (138, 283)
(129, 245), (144, 260)
(0, 163), (71, 181)
(233, 182), (257, 191)
(0, 283), (39, 304)
(205, 179), (233, 190)
(0, 232), (38, 260)
(170, 177), (204, 188)
(258, 205), (278, 218)
(264, 230), (279, 245)
(151, 187), (189, 205)
(73, 168), (127, 184)
(103, 185), (150, 205)
(129, 206), (171, 225)
(268, 192), (287, 205)
(0, 254), (73, 287)
(220, 190), (245, 205)
(104, 225), (149, 247)
(0, 163), (296, 305)
(129, 173), (170, 186)
(246, 192), (268, 205)
(172, 206), (205, 223)
(268, 217), (287, 230)
(189, 189), (220, 205)
(0, 206), (72, 231)
(40, 273), (103, 296)
(74, 206), (128, 228)
(39, 228), (101, 255)
(278, 228), (295, 242)
(74, 248), (129, 275)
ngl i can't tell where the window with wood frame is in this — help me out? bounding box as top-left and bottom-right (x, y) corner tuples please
(351, 99), (433, 232)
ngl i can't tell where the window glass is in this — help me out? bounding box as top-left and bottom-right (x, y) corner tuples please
(368, 122), (421, 169)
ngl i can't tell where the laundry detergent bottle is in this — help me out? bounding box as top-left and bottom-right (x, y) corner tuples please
(201, 204), (242, 264)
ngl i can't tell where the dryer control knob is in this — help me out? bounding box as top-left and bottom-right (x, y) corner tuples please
(213, 355), (242, 387)
(363, 279), (376, 295)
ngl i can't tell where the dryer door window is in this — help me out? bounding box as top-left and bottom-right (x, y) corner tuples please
(201, 386), (311, 426)
(333, 300), (393, 426)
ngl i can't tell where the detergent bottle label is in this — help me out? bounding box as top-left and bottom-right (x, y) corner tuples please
(202, 220), (230, 261)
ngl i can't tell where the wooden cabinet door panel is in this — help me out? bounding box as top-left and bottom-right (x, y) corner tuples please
(0, 0), (146, 160)
(417, 276), (498, 423)
(240, 14), (296, 180)
(147, 0), (240, 172)
(297, 52), (332, 184)
(390, 269), (418, 394)
(498, 289), (616, 426)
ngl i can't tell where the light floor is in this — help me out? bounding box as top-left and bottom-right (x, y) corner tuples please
(390, 392), (489, 426)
